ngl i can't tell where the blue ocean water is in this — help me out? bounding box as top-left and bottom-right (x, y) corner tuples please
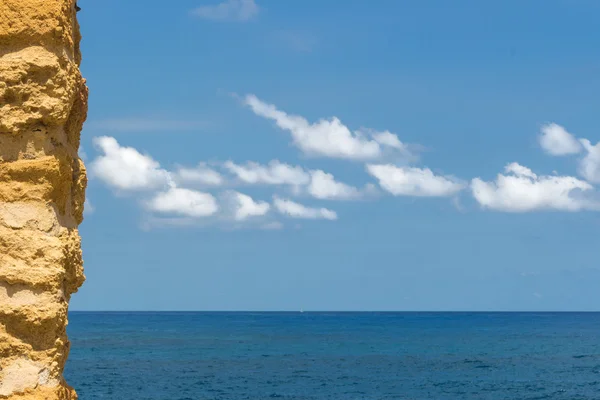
(65, 312), (600, 399)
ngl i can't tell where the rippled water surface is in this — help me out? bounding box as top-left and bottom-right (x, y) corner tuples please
(65, 312), (600, 399)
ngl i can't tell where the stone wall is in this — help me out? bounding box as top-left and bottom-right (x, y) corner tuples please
(0, 0), (87, 398)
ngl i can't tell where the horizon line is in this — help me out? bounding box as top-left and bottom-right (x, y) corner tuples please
(68, 310), (600, 313)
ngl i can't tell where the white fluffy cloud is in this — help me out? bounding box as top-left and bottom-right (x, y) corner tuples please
(579, 139), (600, 184)
(537, 123), (600, 185)
(224, 160), (310, 186)
(91, 118), (600, 229)
(174, 163), (224, 186)
(471, 162), (593, 212)
(307, 170), (363, 200)
(146, 187), (218, 217)
(230, 191), (270, 220)
(366, 164), (465, 197)
(539, 123), (582, 156)
(273, 197), (337, 220)
(91, 136), (171, 191)
(244, 95), (411, 161)
(191, 0), (258, 21)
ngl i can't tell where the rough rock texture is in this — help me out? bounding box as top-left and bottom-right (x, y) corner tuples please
(0, 0), (87, 398)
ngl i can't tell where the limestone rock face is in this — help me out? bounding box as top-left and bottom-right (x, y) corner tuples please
(0, 0), (87, 398)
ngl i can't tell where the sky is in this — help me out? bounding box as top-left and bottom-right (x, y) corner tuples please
(73, 0), (600, 311)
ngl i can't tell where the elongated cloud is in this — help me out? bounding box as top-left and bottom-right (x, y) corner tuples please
(471, 162), (593, 212)
(174, 163), (224, 186)
(273, 197), (337, 220)
(230, 191), (270, 220)
(366, 164), (465, 197)
(191, 0), (258, 21)
(91, 136), (171, 191)
(307, 170), (363, 200)
(223, 160), (366, 200)
(539, 123), (582, 156)
(244, 95), (411, 161)
(224, 160), (310, 186)
(147, 187), (219, 217)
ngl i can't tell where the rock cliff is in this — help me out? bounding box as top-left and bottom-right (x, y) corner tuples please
(0, 0), (87, 398)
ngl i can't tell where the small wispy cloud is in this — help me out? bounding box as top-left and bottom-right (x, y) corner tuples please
(174, 163), (225, 187)
(274, 31), (318, 53)
(86, 118), (210, 133)
(273, 197), (337, 220)
(222, 160), (373, 200)
(78, 146), (87, 161)
(84, 198), (95, 215)
(191, 0), (259, 22)
(261, 221), (284, 230)
(224, 160), (310, 186)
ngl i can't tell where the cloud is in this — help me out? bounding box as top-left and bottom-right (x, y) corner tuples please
(91, 136), (171, 191)
(579, 139), (600, 184)
(260, 221), (284, 230)
(244, 95), (412, 161)
(504, 162), (537, 179)
(471, 162), (594, 212)
(371, 130), (409, 151)
(87, 118), (208, 133)
(83, 198), (94, 215)
(366, 164), (465, 197)
(143, 191), (276, 229)
(146, 187), (218, 218)
(539, 123), (582, 156)
(78, 146), (87, 161)
(174, 163), (224, 186)
(223, 160), (310, 186)
(307, 170), (364, 200)
(229, 191), (270, 220)
(273, 197), (337, 220)
(537, 123), (600, 185)
(191, 0), (258, 21)
(222, 160), (369, 200)
(275, 31), (318, 53)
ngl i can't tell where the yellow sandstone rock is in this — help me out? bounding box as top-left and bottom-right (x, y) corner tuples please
(0, 0), (87, 398)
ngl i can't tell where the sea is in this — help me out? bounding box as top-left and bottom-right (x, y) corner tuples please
(65, 312), (600, 399)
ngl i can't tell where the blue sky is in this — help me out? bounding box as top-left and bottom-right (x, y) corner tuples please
(73, 0), (600, 311)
